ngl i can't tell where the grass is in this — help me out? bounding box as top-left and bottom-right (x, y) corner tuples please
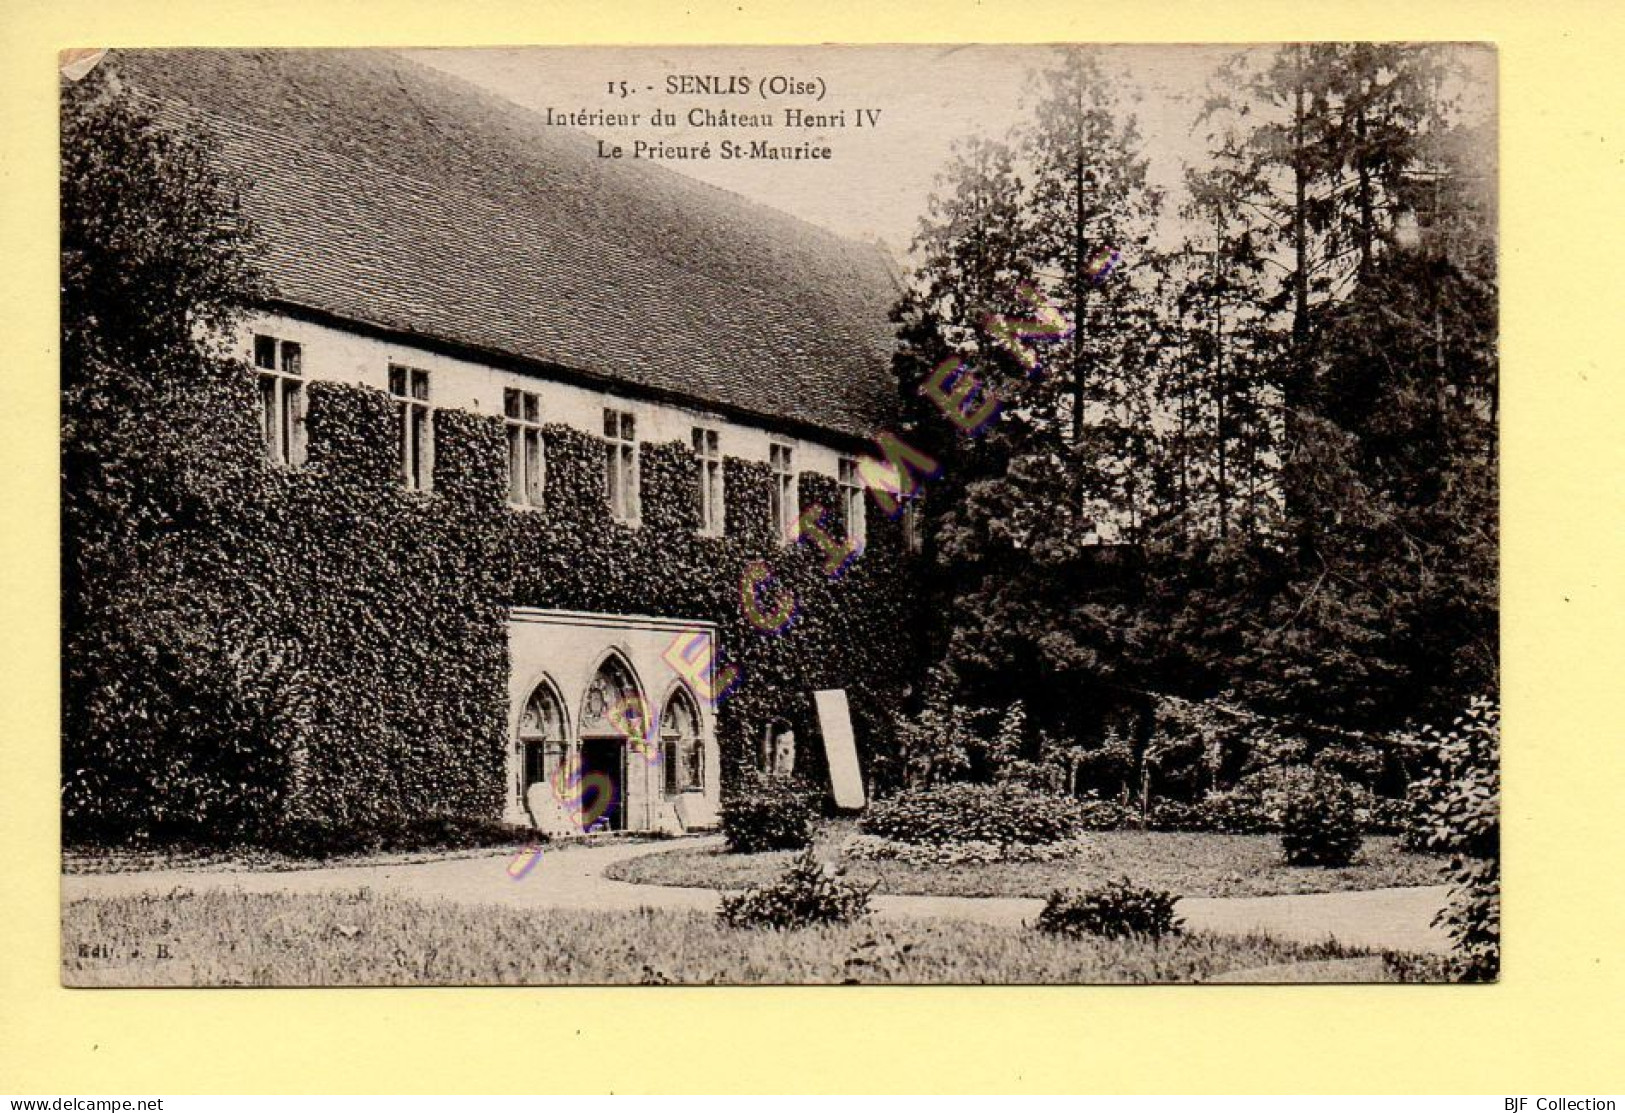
(60, 888), (1392, 986)
(61, 829), (666, 875)
(606, 821), (1448, 899)
(62, 842), (534, 875)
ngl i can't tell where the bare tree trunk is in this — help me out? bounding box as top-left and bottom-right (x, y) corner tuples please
(1355, 48), (1376, 281)
(1291, 44), (1311, 402)
(1213, 206), (1230, 539)
(1071, 144), (1087, 446)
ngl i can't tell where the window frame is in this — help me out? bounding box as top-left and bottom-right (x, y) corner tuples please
(504, 387), (546, 509)
(517, 681), (569, 816)
(760, 719), (795, 778)
(389, 364), (434, 492)
(902, 497), (924, 554)
(768, 441), (798, 543)
(603, 407), (640, 523)
(253, 334), (306, 468)
(838, 455), (867, 549)
(692, 425), (724, 536)
(660, 689), (704, 795)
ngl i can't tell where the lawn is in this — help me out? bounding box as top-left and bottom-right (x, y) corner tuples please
(605, 822), (1447, 899)
(61, 888), (1393, 986)
(61, 831), (657, 875)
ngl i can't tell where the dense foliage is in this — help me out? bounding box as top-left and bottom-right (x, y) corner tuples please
(891, 43), (1497, 759)
(1279, 771), (1364, 867)
(861, 782), (1083, 847)
(61, 69), (285, 842)
(1407, 697), (1499, 980)
(718, 850), (874, 930)
(719, 773), (817, 853)
(1035, 880), (1184, 941)
(843, 832), (1089, 865)
(253, 815), (526, 861)
(61, 69), (917, 845)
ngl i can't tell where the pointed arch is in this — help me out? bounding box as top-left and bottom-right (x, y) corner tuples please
(515, 674), (570, 823)
(659, 682), (705, 794)
(579, 648), (648, 741)
(517, 673), (571, 742)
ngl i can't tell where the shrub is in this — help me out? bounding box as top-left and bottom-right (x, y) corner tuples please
(1382, 950), (1459, 984)
(1147, 798), (1208, 832)
(1145, 793), (1282, 834)
(892, 664), (976, 788)
(861, 782), (1083, 847)
(1199, 790), (1274, 834)
(264, 814), (525, 860)
(1312, 742), (1385, 788)
(1359, 794), (1412, 836)
(718, 850), (873, 930)
(842, 833), (1089, 865)
(1407, 697), (1500, 981)
(1072, 731), (1137, 798)
(1034, 879), (1183, 941)
(1231, 763), (1319, 826)
(1397, 777), (1435, 853)
(1075, 797), (1136, 831)
(720, 773), (815, 853)
(1280, 771), (1364, 866)
(981, 700), (1027, 779)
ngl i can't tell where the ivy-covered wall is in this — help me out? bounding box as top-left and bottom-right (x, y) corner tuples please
(66, 372), (919, 836)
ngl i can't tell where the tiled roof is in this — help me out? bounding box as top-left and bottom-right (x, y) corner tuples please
(107, 49), (902, 441)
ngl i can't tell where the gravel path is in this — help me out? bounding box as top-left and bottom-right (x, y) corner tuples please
(62, 835), (1453, 953)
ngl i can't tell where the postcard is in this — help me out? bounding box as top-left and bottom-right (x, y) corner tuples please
(58, 42), (1498, 987)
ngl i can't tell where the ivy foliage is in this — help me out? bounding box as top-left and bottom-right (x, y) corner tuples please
(62, 68), (287, 843)
(61, 69), (918, 846)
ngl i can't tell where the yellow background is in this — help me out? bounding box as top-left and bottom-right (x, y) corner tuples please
(2, 0), (1621, 1094)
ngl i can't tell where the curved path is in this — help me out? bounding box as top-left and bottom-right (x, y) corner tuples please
(63, 835), (1452, 954)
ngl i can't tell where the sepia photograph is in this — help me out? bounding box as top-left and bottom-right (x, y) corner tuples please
(58, 42), (1499, 987)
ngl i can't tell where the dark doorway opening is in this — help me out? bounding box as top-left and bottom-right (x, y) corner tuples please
(579, 737), (625, 831)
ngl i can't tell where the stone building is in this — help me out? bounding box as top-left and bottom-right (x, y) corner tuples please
(88, 49), (913, 839)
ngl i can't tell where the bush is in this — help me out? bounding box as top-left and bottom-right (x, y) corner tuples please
(1280, 771), (1364, 866)
(1231, 764), (1318, 826)
(265, 814), (525, 860)
(720, 773), (815, 853)
(1407, 697), (1500, 981)
(1312, 743), (1385, 788)
(1144, 793), (1278, 834)
(1072, 732), (1136, 799)
(1382, 950), (1459, 984)
(1147, 798), (1207, 832)
(842, 833), (1088, 865)
(1359, 794), (1412, 836)
(1199, 791), (1274, 834)
(1034, 879), (1183, 941)
(1397, 778), (1435, 853)
(718, 850), (873, 930)
(861, 782), (1083, 847)
(1076, 797), (1136, 831)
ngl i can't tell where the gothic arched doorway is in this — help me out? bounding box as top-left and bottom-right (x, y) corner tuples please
(516, 678), (568, 829)
(577, 651), (645, 831)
